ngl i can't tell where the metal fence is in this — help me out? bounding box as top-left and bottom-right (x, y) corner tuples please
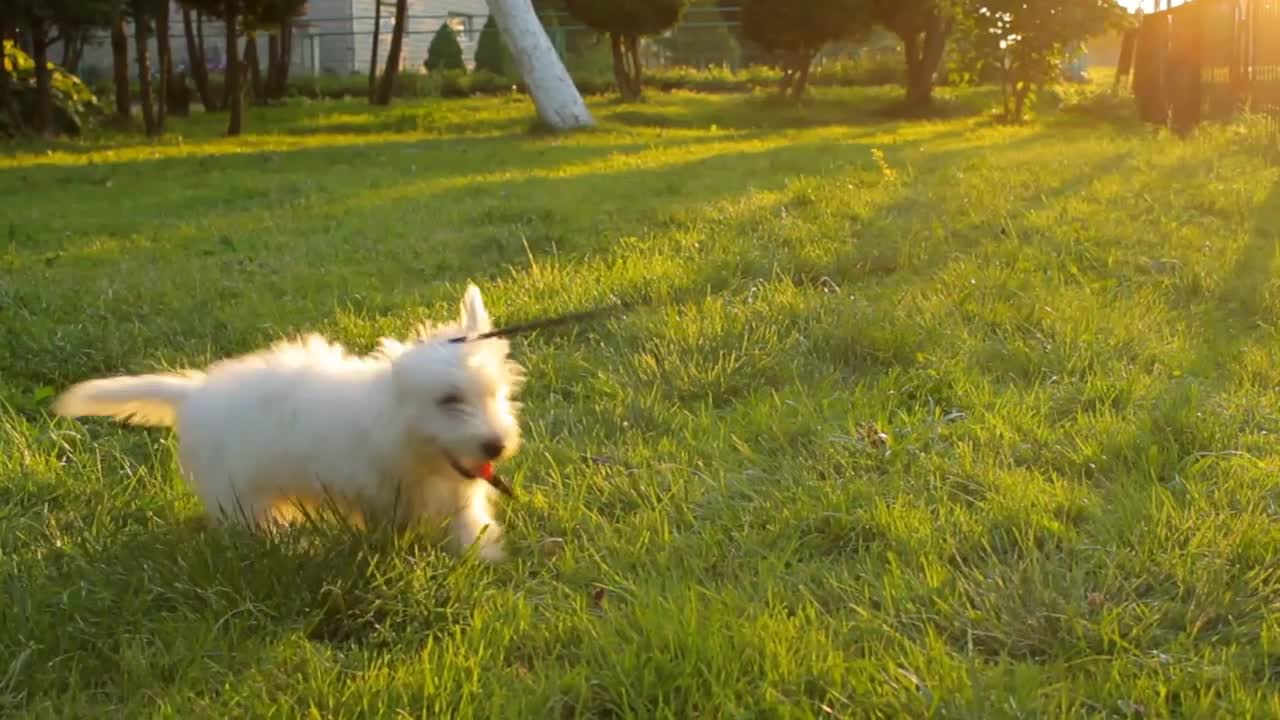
(288, 5), (899, 78)
(1124, 0), (1280, 131)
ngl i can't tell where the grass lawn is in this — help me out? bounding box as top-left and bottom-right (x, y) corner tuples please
(1, 86), (1279, 717)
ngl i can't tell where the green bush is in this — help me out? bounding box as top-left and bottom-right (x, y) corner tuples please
(425, 22), (466, 74)
(473, 16), (508, 76)
(278, 54), (916, 104)
(2, 40), (103, 136)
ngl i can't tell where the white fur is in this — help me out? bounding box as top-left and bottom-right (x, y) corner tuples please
(53, 284), (524, 562)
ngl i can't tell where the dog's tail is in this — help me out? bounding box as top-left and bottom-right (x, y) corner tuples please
(52, 372), (205, 427)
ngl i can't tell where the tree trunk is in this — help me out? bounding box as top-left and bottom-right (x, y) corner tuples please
(609, 33), (643, 99)
(609, 33), (629, 98)
(225, 0), (243, 136)
(1000, 59), (1011, 120)
(902, 32), (924, 103)
(791, 50), (814, 100)
(61, 31), (85, 72)
(0, 13), (18, 134)
(245, 35), (264, 104)
(70, 39), (86, 73)
(183, 7), (215, 110)
(913, 15), (949, 106)
(135, 15), (158, 136)
(276, 21), (292, 99)
(111, 17), (131, 120)
(156, 2), (172, 132)
(1013, 82), (1029, 122)
(368, 0), (382, 101)
(484, 0), (593, 131)
(778, 62), (796, 97)
(30, 18), (54, 134)
(266, 33), (280, 102)
(626, 33), (642, 99)
(375, 0), (408, 105)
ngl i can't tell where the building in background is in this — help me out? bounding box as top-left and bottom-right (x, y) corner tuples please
(62, 0), (492, 83)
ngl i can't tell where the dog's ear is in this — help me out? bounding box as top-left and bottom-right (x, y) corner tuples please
(460, 284), (492, 335)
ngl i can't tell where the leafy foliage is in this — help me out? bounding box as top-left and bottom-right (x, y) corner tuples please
(564, 0), (690, 99)
(563, 0), (688, 36)
(952, 0), (1128, 121)
(425, 21), (466, 74)
(473, 15), (508, 76)
(1, 40), (102, 136)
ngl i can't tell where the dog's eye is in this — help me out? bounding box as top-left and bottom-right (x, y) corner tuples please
(438, 393), (463, 408)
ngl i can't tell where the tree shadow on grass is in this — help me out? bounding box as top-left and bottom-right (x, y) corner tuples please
(600, 86), (999, 133)
(0, 124), (1108, 400)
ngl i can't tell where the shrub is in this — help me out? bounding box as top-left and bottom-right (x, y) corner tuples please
(473, 16), (508, 76)
(425, 22), (466, 74)
(2, 40), (103, 137)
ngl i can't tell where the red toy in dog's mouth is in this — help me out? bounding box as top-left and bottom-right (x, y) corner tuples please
(448, 456), (514, 497)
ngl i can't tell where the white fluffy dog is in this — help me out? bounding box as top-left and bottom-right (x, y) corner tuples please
(53, 285), (523, 562)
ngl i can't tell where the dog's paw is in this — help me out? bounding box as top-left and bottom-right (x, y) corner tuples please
(476, 540), (506, 563)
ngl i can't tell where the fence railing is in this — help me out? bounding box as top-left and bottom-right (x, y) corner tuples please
(1125, 0), (1280, 131)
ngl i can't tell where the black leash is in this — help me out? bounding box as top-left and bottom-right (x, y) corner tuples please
(448, 293), (657, 498)
(447, 294), (656, 345)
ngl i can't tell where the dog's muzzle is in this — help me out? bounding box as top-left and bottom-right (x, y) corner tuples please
(447, 455), (514, 498)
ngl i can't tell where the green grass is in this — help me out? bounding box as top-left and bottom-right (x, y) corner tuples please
(2, 86), (1279, 717)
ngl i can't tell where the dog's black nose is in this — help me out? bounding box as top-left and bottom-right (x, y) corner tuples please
(481, 439), (505, 460)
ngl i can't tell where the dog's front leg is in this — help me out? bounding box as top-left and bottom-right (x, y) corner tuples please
(451, 494), (505, 562)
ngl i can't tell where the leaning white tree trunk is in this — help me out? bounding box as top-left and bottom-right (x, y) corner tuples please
(486, 0), (594, 130)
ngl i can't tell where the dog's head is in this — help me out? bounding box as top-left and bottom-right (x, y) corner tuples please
(391, 285), (524, 481)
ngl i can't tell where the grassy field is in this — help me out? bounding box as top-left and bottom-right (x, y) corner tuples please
(1, 86), (1279, 717)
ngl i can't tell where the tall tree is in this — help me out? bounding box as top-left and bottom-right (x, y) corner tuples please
(871, 0), (953, 107)
(155, 0), (173, 128)
(183, 0), (304, 133)
(244, 32), (263, 102)
(221, 0), (243, 134)
(181, 5), (216, 109)
(110, 14), (131, 119)
(132, 12), (156, 133)
(742, 0), (872, 100)
(485, 0), (593, 131)
(563, 0), (689, 100)
(253, 0), (304, 101)
(58, 23), (91, 71)
(184, 0), (243, 131)
(372, 0), (406, 105)
(1, 17), (17, 133)
(367, 0), (380, 100)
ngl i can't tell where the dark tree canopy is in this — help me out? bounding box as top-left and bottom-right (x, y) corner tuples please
(742, 0), (872, 99)
(425, 21), (466, 73)
(564, 0), (689, 99)
(563, 0), (686, 37)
